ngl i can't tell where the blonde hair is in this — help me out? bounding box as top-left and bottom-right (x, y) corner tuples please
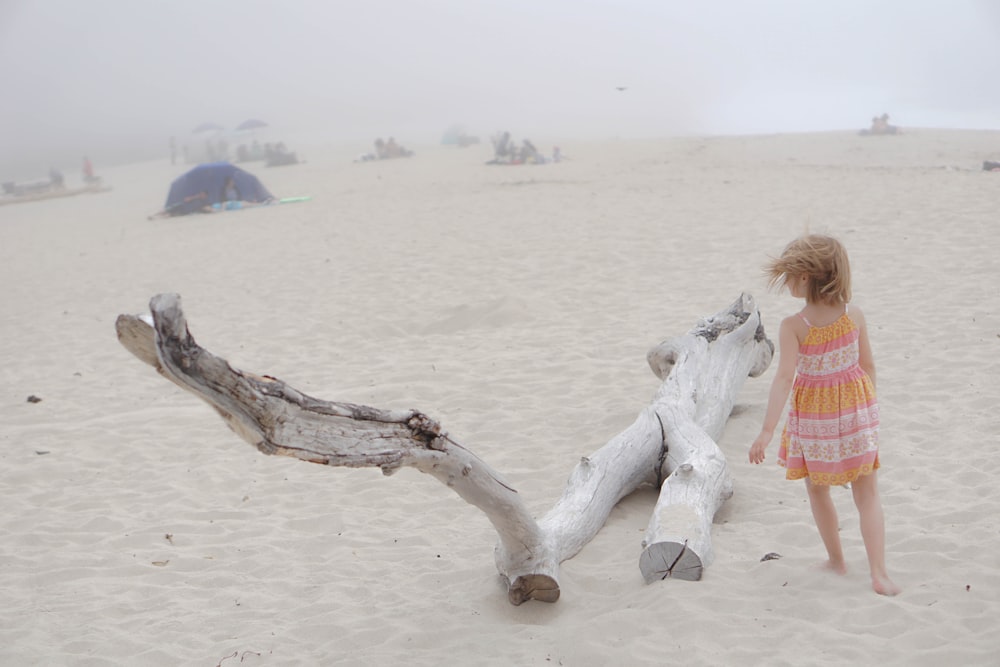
(766, 234), (852, 304)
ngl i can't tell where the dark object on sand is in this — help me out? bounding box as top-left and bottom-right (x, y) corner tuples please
(1, 181), (111, 207)
(158, 162), (274, 217)
(983, 161), (1000, 172)
(859, 113), (900, 136)
(26, 395), (42, 403)
(760, 552), (782, 562)
(264, 142), (300, 167)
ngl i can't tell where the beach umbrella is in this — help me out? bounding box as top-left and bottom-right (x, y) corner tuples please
(236, 119), (268, 132)
(193, 122), (223, 133)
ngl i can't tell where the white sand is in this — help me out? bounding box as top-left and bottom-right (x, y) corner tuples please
(2, 130), (999, 666)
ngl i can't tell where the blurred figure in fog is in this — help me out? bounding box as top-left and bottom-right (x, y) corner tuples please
(82, 156), (100, 184)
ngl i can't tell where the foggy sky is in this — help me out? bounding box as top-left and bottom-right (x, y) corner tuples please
(2, 0), (999, 177)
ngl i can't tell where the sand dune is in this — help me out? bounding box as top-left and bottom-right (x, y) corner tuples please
(1, 129), (998, 666)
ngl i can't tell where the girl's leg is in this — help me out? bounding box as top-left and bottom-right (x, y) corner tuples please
(805, 479), (847, 574)
(851, 472), (901, 596)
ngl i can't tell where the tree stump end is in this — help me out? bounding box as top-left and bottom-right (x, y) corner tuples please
(507, 574), (561, 605)
(639, 541), (704, 583)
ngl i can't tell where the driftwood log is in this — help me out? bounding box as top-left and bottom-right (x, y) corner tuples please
(116, 293), (772, 604)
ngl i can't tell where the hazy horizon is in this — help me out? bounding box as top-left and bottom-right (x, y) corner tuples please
(2, 0), (999, 179)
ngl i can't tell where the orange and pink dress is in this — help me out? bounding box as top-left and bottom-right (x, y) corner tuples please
(778, 306), (880, 485)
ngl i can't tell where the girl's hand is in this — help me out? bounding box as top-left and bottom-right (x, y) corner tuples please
(749, 432), (772, 464)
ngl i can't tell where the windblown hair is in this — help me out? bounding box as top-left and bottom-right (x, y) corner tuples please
(766, 234), (852, 304)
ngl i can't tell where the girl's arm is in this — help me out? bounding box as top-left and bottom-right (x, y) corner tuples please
(853, 305), (876, 389)
(749, 316), (800, 464)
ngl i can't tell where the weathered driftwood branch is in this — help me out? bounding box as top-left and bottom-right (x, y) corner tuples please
(116, 293), (771, 605)
(116, 296), (548, 602)
(640, 297), (773, 581)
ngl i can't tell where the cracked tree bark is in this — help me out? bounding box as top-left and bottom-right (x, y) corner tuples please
(116, 293), (772, 604)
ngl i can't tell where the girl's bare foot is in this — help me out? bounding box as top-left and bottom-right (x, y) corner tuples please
(872, 574), (901, 596)
(819, 559), (848, 575)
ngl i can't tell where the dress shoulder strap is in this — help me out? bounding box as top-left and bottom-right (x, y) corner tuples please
(797, 312), (813, 327)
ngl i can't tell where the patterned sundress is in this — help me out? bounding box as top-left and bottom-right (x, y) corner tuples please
(777, 306), (880, 485)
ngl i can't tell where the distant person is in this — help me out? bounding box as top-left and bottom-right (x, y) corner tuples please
(878, 114), (899, 134)
(385, 137), (401, 158)
(370, 137), (410, 159)
(215, 178), (246, 210)
(82, 156), (98, 184)
(493, 131), (513, 160)
(521, 139), (540, 163)
(265, 142), (299, 167)
(862, 113), (899, 136)
(223, 177), (240, 203)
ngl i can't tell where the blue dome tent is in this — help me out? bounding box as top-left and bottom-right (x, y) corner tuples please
(162, 162), (274, 217)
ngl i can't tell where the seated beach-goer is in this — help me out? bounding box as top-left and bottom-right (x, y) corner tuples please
(265, 142), (299, 167)
(861, 113), (900, 136)
(369, 137), (412, 159)
(385, 137), (401, 157)
(222, 177), (240, 203)
(384, 137), (413, 158)
(493, 131), (513, 161)
(520, 139), (543, 164)
(486, 131), (522, 165)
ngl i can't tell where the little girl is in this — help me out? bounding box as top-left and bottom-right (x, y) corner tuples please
(748, 234), (900, 596)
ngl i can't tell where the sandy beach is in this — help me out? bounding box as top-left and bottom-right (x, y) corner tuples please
(2, 129), (999, 666)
